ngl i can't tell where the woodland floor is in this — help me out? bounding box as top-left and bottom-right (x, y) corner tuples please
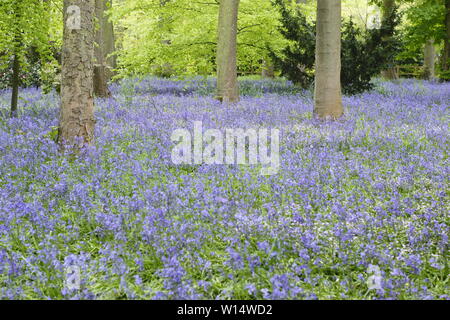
(0, 78), (448, 299)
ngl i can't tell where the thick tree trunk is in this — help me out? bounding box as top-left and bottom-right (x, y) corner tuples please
(216, 0), (240, 103)
(93, 0), (112, 97)
(58, 0), (96, 149)
(423, 39), (435, 80)
(442, 0), (450, 73)
(314, 0), (343, 120)
(10, 53), (20, 118)
(380, 0), (399, 80)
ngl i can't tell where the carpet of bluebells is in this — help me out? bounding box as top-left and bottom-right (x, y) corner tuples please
(0, 77), (449, 300)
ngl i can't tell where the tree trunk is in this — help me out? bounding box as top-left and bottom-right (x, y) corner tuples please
(93, 0), (112, 97)
(58, 0), (96, 149)
(423, 39), (435, 80)
(261, 59), (275, 78)
(314, 0), (343, 120)
(10, 53), (20, 118)
(216, 0), (240, 103)
(103, 0), (116, 79)
(442, 0), (450, 73)
(10, 2), (21, 118)
(382, 0), (395, 26)
(380, 0), (399, 79)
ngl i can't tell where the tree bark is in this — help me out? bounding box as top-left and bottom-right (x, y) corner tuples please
(381, 0), (395, 24)
(442, 0), (450, 73)
(423, 39), (435, 80)
(216, 0), (240, 103)
(380, 0), (399, 79)
(10, 53), (20, 118)
(93, 0), (113, 97)
(261, 59), (275, 78)
(314, 0), (343, 120)
(58, 0), (96, 149)
(103, 0), (117, 79)
(10, 2), (21, 118)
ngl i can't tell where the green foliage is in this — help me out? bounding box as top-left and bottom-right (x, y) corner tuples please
(341, 20), (375, 94)
(398, 0), (447, 79)
(400, 0), (446, 58)
(0, 0), (446, 87)
(110, 0), (287, 78)
(271, 0), (402, 95)
(269, 0), (315, 89)
(436, 66), (450, 80)
(0, 47), (46, 90)
(0, 0), (62, 90)
(40, 59), (62, 94)
(44, 126), (60, 142)
(0, 0), (53, 67)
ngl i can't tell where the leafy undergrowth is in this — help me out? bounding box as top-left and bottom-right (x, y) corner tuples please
(0, 78), (449, 299)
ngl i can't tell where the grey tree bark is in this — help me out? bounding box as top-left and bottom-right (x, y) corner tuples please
(314, 0), (343, 120)
(423, 39), (435, 80)
(58, 0), (96, 149)
(94, 0), (114, 97)
(216, 0), (240, 103)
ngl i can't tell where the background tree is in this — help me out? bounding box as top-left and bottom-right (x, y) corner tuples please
(442, 0), (449, 74)
(314, 0), (343, 119)
(270, 0), (316, 88)
(400, 0), (447, 80)
(58, 0), (96, 148)
(380, 0), (400, 79)
(423, 39), (436, 79)
(94, 0), (115, 97)
(109, 0), (284, 78)
(0, 0), (52, 117)
(10, 17), (21, 118)
(272, 0), (401, 95)
(216, 0), (240, 103)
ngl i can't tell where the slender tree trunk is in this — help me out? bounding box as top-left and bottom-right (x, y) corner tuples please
(382, 0), (395, 25)
(216, 0), (240, 103)
(93, 0), (112, 97)
(10, 2), (21, 118)
(442, 0), (450, 73)
(58, 0), (96, 149)
(261, 59), (275, 78)
(103, 0), (116, 79)
(10, 53), (20, 118)
(380, 0), (399, 80)
(314, 0), (343, 120)
(423, 39), (435, 80)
